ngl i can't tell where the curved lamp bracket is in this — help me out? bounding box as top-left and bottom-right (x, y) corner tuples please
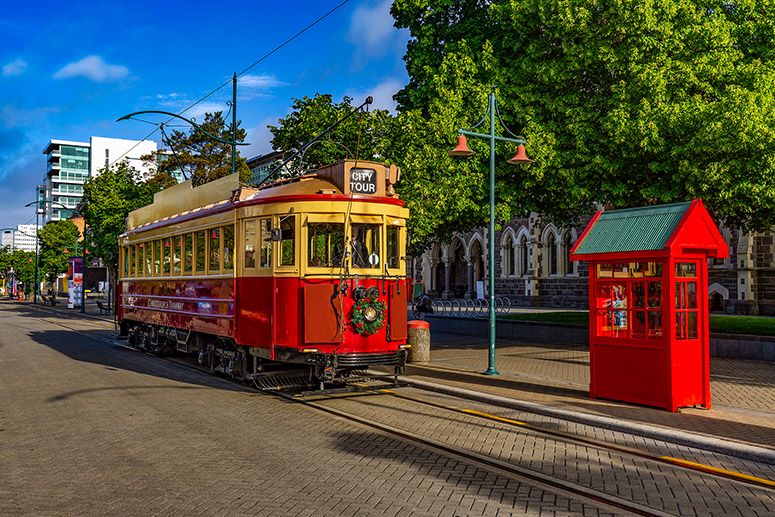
(117, 110), (249, 146)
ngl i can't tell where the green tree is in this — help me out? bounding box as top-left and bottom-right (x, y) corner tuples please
(391, 0), (775, 232)
(268, 94), (396, 176)
(80, 161), (168, 300)
(0, 247), (36, 295)
(38, 220), (79, 282)
(143, 111), (251, 186)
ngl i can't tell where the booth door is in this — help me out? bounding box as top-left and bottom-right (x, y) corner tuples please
(673, 261), (703, 405)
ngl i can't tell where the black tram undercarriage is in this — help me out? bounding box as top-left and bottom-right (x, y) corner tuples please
(123, 320), (407, 390)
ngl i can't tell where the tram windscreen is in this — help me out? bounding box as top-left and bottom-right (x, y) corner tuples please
(351, 223), (380, 269)
(308, 223), (344, 267)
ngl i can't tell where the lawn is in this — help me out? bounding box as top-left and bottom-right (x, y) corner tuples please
(502, 311), (775, 336)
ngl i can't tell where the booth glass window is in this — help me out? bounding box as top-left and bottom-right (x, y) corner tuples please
(351, 223), (381, 269)
(244, 219), (257, 268)
(675, 262), (698, 340)
(280, 216), (295, 266)
(308, 223), (344, 267)
(260, 219), (272, 268)
(595, 261), (664, 339)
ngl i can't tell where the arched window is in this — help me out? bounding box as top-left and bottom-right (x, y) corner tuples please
(546, 232), (557, 276)
(519, 234), (528, 276)
(502, 233), (515, 276)
(563, 231), (573, 275)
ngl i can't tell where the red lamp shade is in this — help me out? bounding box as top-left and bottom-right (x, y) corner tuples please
(507, 144), (533, 164)
(449, 134), (476, 157)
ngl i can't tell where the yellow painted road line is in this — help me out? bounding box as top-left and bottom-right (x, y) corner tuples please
(386, 391), (775, 491)
(661, 456), (775, 488)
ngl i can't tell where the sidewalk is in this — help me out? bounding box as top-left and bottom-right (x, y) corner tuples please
(404, 330), (775, 456)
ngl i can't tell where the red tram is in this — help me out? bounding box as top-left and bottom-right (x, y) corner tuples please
(117, 160), (409, 386)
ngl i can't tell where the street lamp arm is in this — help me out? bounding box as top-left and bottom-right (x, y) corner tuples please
(459, 129), (525, 145)
(116, 110), (249, 146)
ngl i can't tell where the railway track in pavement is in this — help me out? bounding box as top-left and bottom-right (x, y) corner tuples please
(31, 307), (775, 516)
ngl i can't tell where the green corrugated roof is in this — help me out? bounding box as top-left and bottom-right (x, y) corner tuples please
(573, 202), (691, 255)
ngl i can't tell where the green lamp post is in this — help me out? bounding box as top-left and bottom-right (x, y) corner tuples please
(449, 86), (533, 376)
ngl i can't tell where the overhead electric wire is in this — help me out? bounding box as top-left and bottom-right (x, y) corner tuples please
(108, 0), (352, 170)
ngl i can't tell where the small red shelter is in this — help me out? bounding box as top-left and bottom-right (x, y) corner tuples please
(571, 200), (727, 412)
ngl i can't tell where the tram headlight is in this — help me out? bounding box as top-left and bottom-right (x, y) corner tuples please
(363, 305), (379, 322)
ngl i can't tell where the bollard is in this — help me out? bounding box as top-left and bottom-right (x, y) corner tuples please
(407, 319), (431, 363)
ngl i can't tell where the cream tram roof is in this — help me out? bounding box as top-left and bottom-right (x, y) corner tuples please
(126, 160), (401, 231)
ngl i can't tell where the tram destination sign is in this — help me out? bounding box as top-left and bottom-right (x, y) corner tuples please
(349, 168), (377, 194)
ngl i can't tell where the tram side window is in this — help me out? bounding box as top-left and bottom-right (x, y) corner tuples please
(163, 238), (172, 275)
(195, 231), (206, 274)
(173, 235), (182, 275)
(351, 223), (381, 269)
(153, 239), (162, 276)
(145, 242), (153, 276)
(280, 215), (295, 266)
(184, 233), (193, 273)
(308, 223), (344, 267)
(138, 243), (146, 276)
(122, 246), (128, 277)
(223, 225), (234, 271)
(260, 218), (272, 268)
(244, 219), (257, 268)
(209, 227), (221, 274)
(128, 245), (135, 277)
(387, 226), (401, 269)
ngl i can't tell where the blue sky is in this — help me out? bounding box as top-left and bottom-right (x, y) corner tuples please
(0, 0), (408, 230)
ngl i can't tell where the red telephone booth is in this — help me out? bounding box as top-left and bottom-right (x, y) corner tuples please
(570, 200), (727, 412)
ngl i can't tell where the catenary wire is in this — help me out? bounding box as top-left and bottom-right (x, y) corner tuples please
(106, 0), (352, 170)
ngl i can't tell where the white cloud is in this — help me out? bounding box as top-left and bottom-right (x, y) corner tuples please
(244, 119), (276, 158)
(347, 0), (396, 53)
(53, 55), (129, 82)
(239, 74), (282, 90)
(346, 78), (404, 113)
(2, 58), (27, 77)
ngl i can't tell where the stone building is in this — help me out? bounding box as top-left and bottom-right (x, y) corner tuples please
(412, 213), (775, 316)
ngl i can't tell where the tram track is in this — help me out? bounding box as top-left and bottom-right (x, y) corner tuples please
(28, 308), (775, 515)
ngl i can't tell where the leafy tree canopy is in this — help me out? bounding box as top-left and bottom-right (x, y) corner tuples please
(38, 220), (79, 280)
(142, 111), (251, 186)
(80, 160), (167, 270)
(268, 94), (397, 176)
(392, 0), (775, 231)
(0, 247), (36, 293)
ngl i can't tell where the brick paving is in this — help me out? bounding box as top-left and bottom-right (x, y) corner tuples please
(0, 302), (617, 516)
(417, 331), (775, 449)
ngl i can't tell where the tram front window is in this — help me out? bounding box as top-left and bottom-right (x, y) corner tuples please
(351, 223), (381, 269)
(308, 223), (344, 267)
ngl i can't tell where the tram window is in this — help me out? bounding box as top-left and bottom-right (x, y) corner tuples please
(195, 231), (206, 274)
(351, 223), (381, 269)
(163, 238), (172, 275)
(308, 223), (344, 267)
(244, 220), (257, 268)
(138, 243), (145, 276)
(280, 216), (295, 266)
(387, 226), (400, 269)
(145, 242), (153, 276)
(223, 225), (234, 271)
(173, 236), (182, 274)
(260, 218), (273, 268)
(184, 234), (193, 274)
(153, 240), (162, 276)
(209, 227), (221, 273)
(122, 247), (128, 277)
(128, 246), (135, 277)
